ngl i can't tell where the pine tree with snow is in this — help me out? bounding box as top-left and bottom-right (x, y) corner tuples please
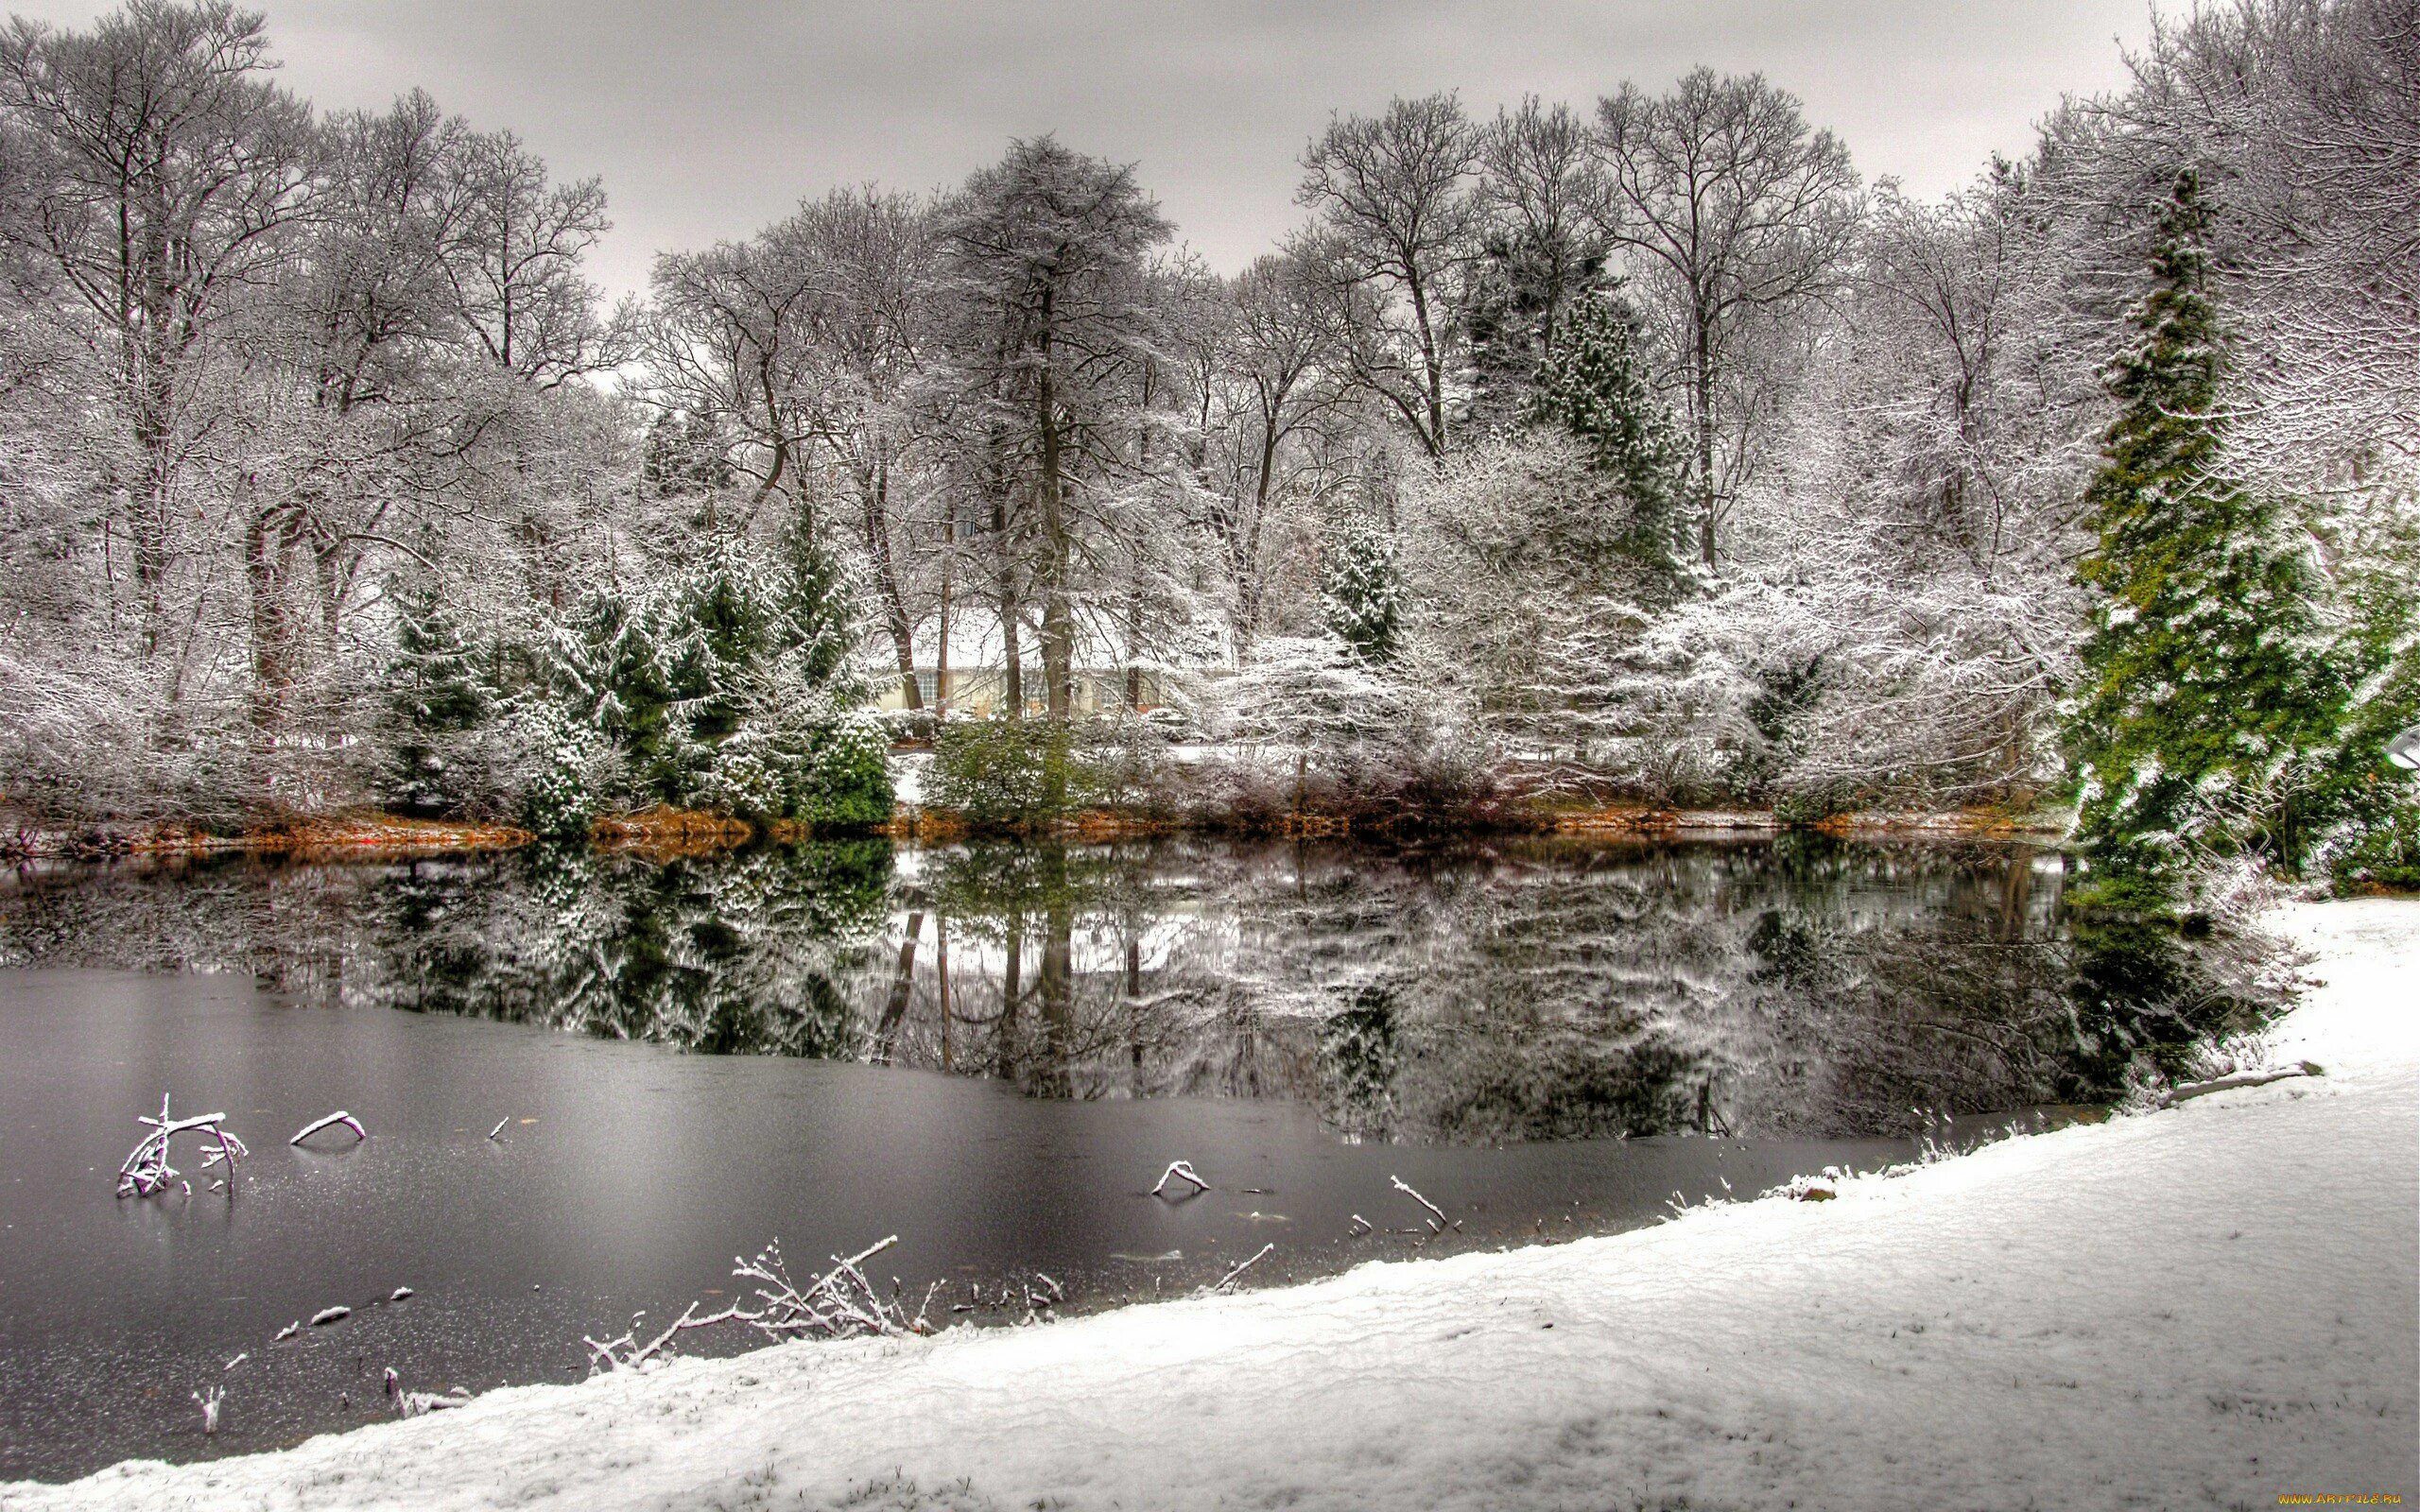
(382, 569), (497, 815)
(1527, 291), (1689, 588)
(2063, 171), (2344, 905)
(1321, 517), (1403, 664)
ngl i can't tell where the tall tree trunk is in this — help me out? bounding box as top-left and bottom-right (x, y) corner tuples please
(246, 499), (303, 752)
(1035, 290), (1075, 728)
(1693, 301), (1719, 570)
(862, 452), (922, 709)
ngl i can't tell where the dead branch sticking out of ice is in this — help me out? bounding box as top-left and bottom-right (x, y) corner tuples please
(191, 1386), (223, 1435)
(583, 1234), (926, 1374)
(1389, 1175), (1456, 1231)
(117, 1093), (248, 1197)
(384, 1367), (471, 1418)
(1206, 1243), (1275, 1294)
(1150, 1160), (1210, 1197)
(487, 1118), (509, 1141)
(289, 1110), (366, 1145)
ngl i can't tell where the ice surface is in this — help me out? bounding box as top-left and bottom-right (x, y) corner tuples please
(8, 902), (2414, 1512)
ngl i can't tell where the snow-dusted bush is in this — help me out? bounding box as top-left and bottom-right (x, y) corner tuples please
(1201, 635), (1503, 824)
(924, 716), (1168, 826)
(697, 686), (894, 828)
(515, 702), (614, 841)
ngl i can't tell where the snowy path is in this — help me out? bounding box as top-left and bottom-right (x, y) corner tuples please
(9, 902), (2415, 1512)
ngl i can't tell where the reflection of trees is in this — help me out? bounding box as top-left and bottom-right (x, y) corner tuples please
(0, 835), (2283, 1145)
(362, 842), (895, 1056)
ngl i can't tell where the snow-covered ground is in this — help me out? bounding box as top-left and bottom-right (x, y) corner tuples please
(9, 901), (2415, 1512)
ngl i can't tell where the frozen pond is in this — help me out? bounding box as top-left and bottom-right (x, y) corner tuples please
(0, 836), (2260, 1481)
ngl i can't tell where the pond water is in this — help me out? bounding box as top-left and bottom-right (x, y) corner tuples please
(0, 835), (2257, 1482)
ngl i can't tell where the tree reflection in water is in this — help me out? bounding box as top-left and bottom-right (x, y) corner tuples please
(0, 835), (2284, 1143)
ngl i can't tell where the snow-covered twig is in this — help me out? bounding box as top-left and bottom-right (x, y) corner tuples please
(310, 1306), (351, 1327)
(487, 1118), (510, 1141)
(192, 1386), (223, 1435)
(2160, 1060), (2323, 1107)
(289, 1110), (366, 1145)
(1389, 1175), (1454, 1230)
(1151, 1160), (1210, 1197)
(584, 1234), (924, 1373)
(384, 1367), (471, 1418)
(116, 1093), (249, 1198)
(1207, 1243), (1275, 1294)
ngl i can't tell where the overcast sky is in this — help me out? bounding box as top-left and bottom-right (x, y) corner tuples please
(14, 1), (2170, 297)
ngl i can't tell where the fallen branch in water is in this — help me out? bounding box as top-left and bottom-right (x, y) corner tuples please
(1151, 1160), (1210, 1197)
(1390, 1175), (1456, 1232)
(290, 1111), (366, 1146)
(2161, 1060), (2323, 1108)
(1206, 1243), (1275, 1294)
(117, 1094), (248, 1197)
(584, 1234), (925, 1374)
(384, 1367), (471, 1418)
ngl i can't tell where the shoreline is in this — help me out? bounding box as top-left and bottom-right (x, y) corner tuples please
(9, 898), (2408, 1510)
(4, 801), (2065, 862)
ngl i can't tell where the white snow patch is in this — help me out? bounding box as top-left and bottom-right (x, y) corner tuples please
(10, 902), (2415, 1512)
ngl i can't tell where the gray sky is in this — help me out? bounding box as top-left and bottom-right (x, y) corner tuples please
(16, 1), (2169, 297)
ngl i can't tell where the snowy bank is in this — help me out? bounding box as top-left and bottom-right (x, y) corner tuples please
(8, 902), (2414, 1512)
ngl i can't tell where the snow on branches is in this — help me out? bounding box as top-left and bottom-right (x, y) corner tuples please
(583, 1235), (933, 1374)
(116, 1094), (248, 1198)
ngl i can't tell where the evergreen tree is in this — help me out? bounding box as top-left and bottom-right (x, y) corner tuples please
(1321, 517), (1403, 663)
(382, 569), (497, 815)
(2312, 526), (2420, 888)
(551, 528), (890, 826)
(771, 519), (861, 697)
(1527, 292), (1689, 586)
(641, 410), (733, 500)
(2063, 172), (2344, 904)
(1462, 227), (1610, 432)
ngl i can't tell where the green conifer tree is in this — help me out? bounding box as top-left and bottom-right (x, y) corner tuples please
(1527, 291), (1689, 586)
(2064, 171), (2344, 905)
(383, 570), (495, 814)
(1321, 517), (1403, 663)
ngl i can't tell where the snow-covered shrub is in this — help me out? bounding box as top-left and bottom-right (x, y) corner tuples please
(697, 687), (894, 828)
(540, 528), (881, 825)
(924, 717), (1165, 826)
(1201, 635), (1502, 825)
(926, 720), (1080, 826)
(516, 705), (613, 841)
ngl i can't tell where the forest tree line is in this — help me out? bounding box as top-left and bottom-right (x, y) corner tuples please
(0, 0), (2412, 893)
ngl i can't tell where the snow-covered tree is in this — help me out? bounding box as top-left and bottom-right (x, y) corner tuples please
(2064, 172), (2343, 902)
(1526, 291), (1689, 587)
(1319, 516), (1403, 664)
